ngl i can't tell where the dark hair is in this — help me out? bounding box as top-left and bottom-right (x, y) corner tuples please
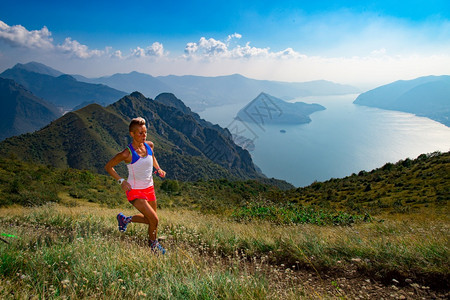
(129, 117), (146, 132)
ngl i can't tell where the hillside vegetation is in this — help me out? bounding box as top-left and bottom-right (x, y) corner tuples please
(1, 151), (448, 218)
(0, 151), (448, 298)
(0, 92), (270, 184)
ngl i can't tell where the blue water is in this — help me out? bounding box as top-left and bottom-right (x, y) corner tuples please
(198, 94), (450, 187)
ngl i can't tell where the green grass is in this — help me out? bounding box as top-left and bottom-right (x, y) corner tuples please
(0, 151), (448, 297)
(0, 204), (306, 299)
(0, 203), (448, 298)
(1, 151), (448, 221)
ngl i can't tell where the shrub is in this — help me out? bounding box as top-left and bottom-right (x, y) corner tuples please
(161, 179), (180, 194)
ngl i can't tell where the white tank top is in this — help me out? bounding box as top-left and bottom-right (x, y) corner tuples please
(126, 142), (154, 189)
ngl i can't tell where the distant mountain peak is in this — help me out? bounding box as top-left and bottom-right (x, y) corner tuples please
(129, 91), (147, 99)
(12, 61), (64, 77)
(154, 93), (193, 115)
(57, 74), (77, 81)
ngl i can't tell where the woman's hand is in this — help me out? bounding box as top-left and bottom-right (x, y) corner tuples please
(156, 169), (166, 178)
(121, 180), (132, 191)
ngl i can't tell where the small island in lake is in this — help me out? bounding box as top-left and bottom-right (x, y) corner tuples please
(235, 92), (325, 126)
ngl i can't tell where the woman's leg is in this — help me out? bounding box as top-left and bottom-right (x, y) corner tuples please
(130, 199), (158, 241)
(130, 200), (157, 224)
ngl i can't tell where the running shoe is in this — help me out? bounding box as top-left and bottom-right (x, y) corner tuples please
(150, 240), (166, 255)
(117, 213), (131, 232)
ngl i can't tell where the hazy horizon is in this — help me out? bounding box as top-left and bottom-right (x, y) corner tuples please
(1, 1), (449, 90)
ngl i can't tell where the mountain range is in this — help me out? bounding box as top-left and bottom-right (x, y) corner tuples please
(75, 72), (360, 111)
(0, 78), (61, 141)
(1, 62), (360, 113)
(0, 62), (127, 111)
(0, 90), (292, 188)
(354, 75), (450, 127)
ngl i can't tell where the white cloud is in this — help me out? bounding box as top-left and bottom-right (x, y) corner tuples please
(229, 42), (270, 58)
(111, 50), (123, 59)
(198, 37), (228, 56)
(226, 33), (242, 42)
(184, 34), (306, 60)
(130, 42), (167, 58)
(184, 37), (229, 58)
(0, 20), (54, 49)
(146, 42), (166, 57)
(184, 42), (198, 56)
(370, 48), (387, 56)
(0, 21), (107, 59)
(57, 37), (104, 58)
(273, 48), (307, 59)
(131, 46), (146, 58)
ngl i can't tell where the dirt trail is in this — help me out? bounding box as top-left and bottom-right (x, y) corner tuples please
(158, 236), (448, 300)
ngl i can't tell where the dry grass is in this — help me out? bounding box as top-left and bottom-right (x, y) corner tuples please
(1, 202), (448, 299)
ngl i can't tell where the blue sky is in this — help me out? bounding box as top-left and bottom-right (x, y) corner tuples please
(1, 0), (449, 88)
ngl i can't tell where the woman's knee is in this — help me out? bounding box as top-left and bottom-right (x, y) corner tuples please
(145, 213), (158, 226)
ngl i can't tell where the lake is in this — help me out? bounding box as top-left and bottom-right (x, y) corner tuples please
(198, 94), (450, 187)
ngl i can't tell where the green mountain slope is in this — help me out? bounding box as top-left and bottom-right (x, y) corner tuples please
(283, 151), (449, 215)
(0, 78), (61, 141)
(0, 92), (271, 183)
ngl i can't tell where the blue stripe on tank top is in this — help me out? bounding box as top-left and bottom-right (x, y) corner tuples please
(128, 143), (153, 164)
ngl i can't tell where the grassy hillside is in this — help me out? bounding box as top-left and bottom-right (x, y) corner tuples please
(0, 205), (447, 299)
(0, 151), (448, 218)
(0, 151), (448, 298)
(286, 151), (449, 215)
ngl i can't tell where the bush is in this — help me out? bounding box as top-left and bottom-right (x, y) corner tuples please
(161, 179), (180, 194)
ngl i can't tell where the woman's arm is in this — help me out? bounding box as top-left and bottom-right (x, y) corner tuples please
(105, 149), (132, 190)
(148, 141), (166, 178)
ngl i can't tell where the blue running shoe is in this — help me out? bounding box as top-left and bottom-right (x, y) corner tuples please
(150, 240), (166, 255)
(117, 213), (131, 232)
